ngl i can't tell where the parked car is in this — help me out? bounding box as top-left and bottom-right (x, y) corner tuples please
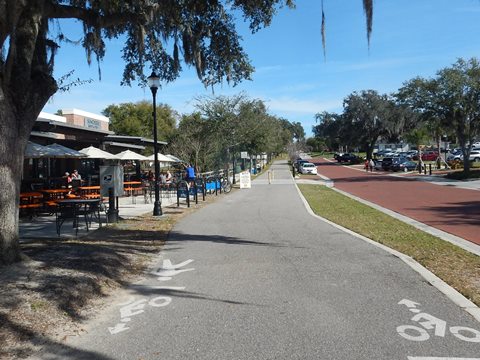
(421, 151), (439, 161)
(381, 157), (394, 170)
(299, 162), (318, 175)
(446, 149), (463, 162)
(294, 159), (308, 171)
(375, 149), (393, 158)
(337, 153), (361, 163)
(469, 150), (480, 162)
(373, 159), (383, 170)
(382, 156), (407, 171)
(391, 159), (418, 172)
(446, 150), (480, 162)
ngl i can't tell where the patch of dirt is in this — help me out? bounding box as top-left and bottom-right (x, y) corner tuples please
(0, 194), (220, 359)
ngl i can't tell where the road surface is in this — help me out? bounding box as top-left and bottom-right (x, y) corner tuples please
(31, 161), (480, 360)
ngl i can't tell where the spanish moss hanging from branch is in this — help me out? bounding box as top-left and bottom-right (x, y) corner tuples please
(321, 0), (326, 61)
(363, 0), (373, 48)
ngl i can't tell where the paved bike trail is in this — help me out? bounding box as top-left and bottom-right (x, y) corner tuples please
(311, 157), (480, 246)
(31, 161), (480, 360)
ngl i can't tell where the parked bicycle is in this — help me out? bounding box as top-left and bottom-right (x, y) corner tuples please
(216, 171), (232, 193)
(221, 176), (232, 193)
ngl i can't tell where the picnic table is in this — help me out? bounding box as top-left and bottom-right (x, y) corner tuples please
(55, 198), (103, 236)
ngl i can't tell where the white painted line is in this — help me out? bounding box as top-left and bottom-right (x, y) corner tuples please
(293, 180), (480, 323)
(407, 357), (480, 360)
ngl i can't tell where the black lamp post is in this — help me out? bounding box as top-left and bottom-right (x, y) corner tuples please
(148, 71), (162, 216)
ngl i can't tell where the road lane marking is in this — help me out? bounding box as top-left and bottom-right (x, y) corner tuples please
(408, 357), (480, 360)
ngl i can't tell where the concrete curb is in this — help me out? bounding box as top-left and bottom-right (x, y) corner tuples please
(293, 178), (480, 323)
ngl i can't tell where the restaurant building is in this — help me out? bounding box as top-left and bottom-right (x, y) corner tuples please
(24, 108), (167, 189)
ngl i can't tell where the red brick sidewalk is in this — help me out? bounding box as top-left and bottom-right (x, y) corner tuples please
(312, 157), (480, 246)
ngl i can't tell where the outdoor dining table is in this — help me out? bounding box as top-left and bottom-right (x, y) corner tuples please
(19, 192), (44, 218)
(77, 186), (101, 199)
(19, 192), (43, 203)
(124, 181), (143, 204)
(41, 188), (71, 200)
(55, 198), (102, 236)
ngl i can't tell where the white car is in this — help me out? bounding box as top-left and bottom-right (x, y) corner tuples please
(299, 162), (318, 175)
(447, 150), (480, 162)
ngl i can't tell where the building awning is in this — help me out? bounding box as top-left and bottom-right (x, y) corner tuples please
(104, 135), (167, 146)
(103, 141), (145, 150)
(32, 118), (113, 142)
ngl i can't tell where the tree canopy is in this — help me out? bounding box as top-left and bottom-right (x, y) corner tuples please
(167, 95), (298, 172)
(103, 101), (177, 142)
(397, 58), (480, 172)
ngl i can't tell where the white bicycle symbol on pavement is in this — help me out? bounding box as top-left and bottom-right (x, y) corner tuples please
(397, 299), (480, 343)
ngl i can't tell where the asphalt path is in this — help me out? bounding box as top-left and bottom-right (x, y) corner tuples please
(32, 161), (480, 360)
(310, 157), (480, 246)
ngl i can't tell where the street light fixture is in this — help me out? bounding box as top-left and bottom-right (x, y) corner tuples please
(147, 71), (162, 216)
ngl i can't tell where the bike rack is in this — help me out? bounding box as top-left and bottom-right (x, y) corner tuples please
(176, 180), (190, 208)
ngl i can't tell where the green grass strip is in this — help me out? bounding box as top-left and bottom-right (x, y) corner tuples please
(298, 184), (480, 306)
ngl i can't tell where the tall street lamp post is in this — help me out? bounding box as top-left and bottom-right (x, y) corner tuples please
(148, 71), (162, 216)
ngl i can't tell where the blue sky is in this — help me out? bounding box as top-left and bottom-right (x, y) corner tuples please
(43, 0), (480, 136)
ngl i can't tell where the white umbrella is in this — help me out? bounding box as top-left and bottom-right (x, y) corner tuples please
(45, 143), (86, 158)
(115, 149), (148, 161)
(166, 154), (184, 163)
(79, 146), (118, 159)
(147, 152), (174, 162)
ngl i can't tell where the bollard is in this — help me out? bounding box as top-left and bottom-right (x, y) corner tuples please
(429, 163), (432, 175)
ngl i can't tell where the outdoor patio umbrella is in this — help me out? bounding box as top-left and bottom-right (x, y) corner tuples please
(45, 143), (87, 158)
(147, 152), (174, 162)
(79, 146), (118, 159)
(24, 141), (57, 158)
(166, 154), (184, 163)
(115, 149), (148, 161)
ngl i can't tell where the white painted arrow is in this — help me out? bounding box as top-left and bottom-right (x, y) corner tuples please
(151, 259), (195, 280)
(108, 323), (129, 335)
(399, 299), (421, 308)
(162, 259), (194, 270)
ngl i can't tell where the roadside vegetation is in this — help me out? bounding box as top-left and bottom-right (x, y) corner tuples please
(298, 184), (480, 307)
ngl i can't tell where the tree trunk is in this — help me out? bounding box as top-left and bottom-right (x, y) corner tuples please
(0, 76), (57, 266)
(0, 106), (27, 264)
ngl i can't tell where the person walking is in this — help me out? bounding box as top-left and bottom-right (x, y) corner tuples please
(369, 159), (375, 172)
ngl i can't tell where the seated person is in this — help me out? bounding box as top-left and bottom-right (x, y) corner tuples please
(63, 172), (72, 185)
(147, 170), (154, 181)
(72, 169), (82, 180)
(63, 172), (73, 193)
(159, 172), (167, 184)
(165, 170), (173, 184)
